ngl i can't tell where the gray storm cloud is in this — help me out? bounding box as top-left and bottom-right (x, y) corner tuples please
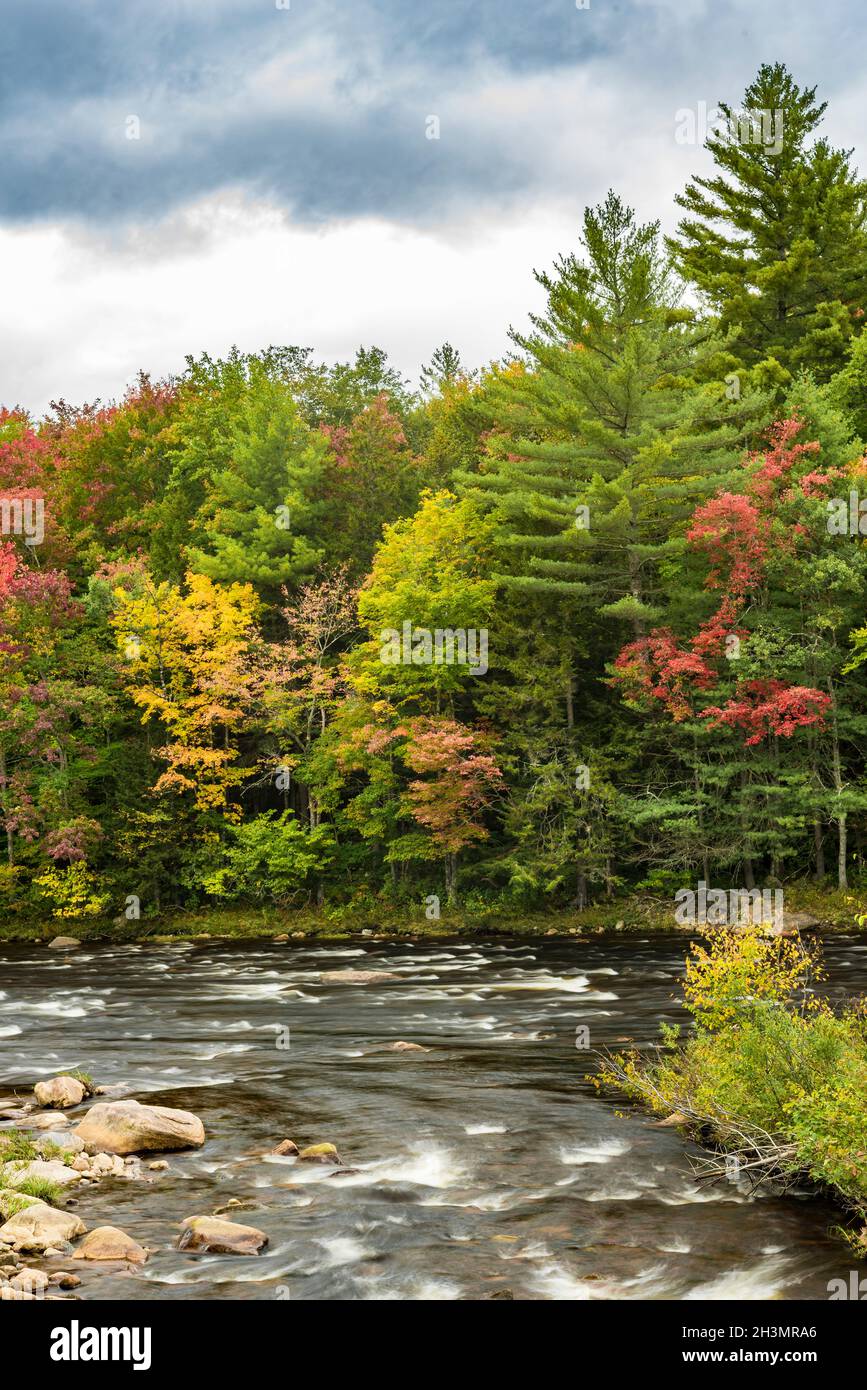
(1, 0), (858, 227)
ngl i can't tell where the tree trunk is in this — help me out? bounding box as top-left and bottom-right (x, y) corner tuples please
(445, 853), (458, 905)
(827, 678), (848, 889)
(0, 749), (11, 866)
(838, 812), (848, 891)
(573, 869), (587, 911)
(739, 771), (754, 889)
(813, 821), (825, 881)
(693, 744), (709, 882)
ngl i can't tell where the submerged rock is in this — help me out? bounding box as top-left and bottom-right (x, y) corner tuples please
(74, 1100), (205, 1155)
(318, 969), (399, 984)
(34, 1076), (86, 1110)
(384, 1041), (429, 1053)
(212, 1197), (259, 1216)
(76, 1225), (148, 1264)
(177, 1215), (268, 1255)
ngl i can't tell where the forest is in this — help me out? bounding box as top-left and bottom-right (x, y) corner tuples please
(4, 61), (867, 935)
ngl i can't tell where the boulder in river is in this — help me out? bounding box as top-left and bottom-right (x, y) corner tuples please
(271, 1139), (299, 1156)
(26, 1111), (72, 1130)
(0, 1201), (86, 1253)
(76, 1225), (148, 1264)
(318, 968), (399, 984)
(34, 1076), (86, 1109)
(177, 1215), (268, 1255)
(73, 1100), (205, 1155)
(297, 1143), (340, 1164)
(764, 910), (821, 938)
(47, 937), (81, 951)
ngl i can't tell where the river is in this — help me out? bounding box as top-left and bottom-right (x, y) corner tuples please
(1, 932), (864, 1301)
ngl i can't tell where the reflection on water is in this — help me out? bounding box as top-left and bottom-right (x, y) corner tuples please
(1, 932), (864, 1301)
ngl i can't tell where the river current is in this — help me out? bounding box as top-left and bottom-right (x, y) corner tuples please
(1, 932), (864, 1301)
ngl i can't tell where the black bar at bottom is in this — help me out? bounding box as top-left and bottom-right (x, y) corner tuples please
(8, 1295), (863, 1376)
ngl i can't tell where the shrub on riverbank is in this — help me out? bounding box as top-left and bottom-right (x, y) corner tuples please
(598, 927), (867, 1241)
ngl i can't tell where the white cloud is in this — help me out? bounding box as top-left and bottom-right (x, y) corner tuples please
(0, 196), (582, 414)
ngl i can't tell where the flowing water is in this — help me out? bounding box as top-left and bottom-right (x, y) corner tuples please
(1, 932), (864, 1301)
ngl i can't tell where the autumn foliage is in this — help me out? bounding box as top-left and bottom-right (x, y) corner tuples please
(612, 419), (833, 744)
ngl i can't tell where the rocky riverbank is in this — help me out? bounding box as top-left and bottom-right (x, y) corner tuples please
(0, 1076), (346, 1300)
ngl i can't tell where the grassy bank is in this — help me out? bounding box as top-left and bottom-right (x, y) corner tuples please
(0, 883), (864, 943)
(597, 926), (867, 1256)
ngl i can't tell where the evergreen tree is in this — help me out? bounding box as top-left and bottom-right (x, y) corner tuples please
(188, 368), (328, 595)
(670, 63), (867, 382)
(420, 343), (465, 395)
(458, 192), (769, 626)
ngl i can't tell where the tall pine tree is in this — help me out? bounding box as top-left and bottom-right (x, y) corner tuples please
(670, 63), (867, 382)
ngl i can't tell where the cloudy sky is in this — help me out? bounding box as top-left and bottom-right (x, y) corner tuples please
(2, 0), (865, 414)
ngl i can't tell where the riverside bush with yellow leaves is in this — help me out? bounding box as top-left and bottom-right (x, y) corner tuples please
(33, 863), (112, 918)
(599, 926), (867, 1231)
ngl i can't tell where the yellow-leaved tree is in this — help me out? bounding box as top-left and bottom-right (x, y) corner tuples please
(110, 570), (259, 814)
